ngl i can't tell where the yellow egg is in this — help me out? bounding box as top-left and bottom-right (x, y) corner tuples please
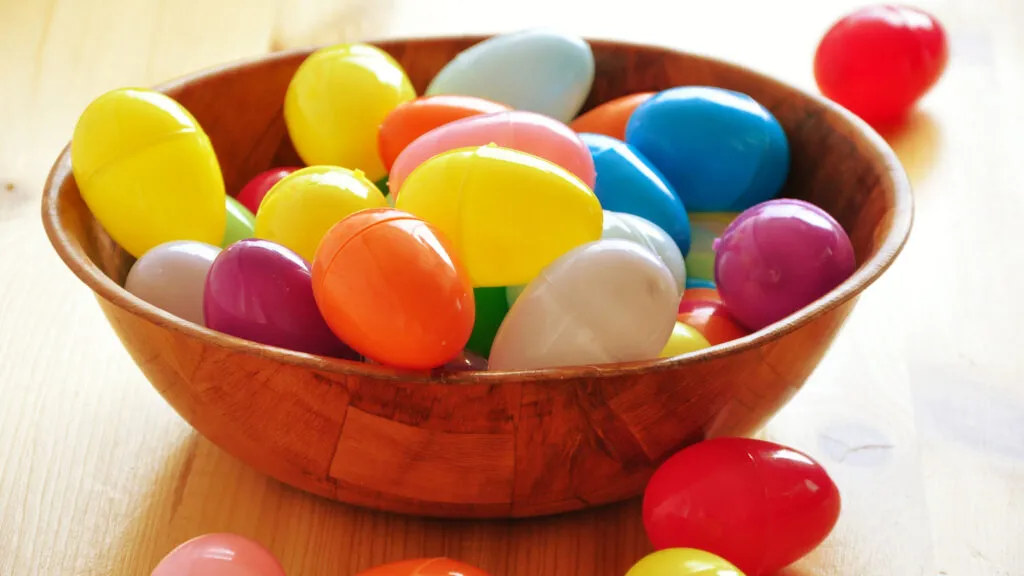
(395, 145), (603, 287)
(254, 165), (388, 262)
(284, 43), (416, 181)
(626, 549), (745, 576)
(70, 88), (225, 258)
(660, 322), (712, 358)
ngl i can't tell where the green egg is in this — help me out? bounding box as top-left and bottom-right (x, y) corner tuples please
(466, 286), (510, 358)
(506, 284), (526, 308)
(222, 195), (256, 248)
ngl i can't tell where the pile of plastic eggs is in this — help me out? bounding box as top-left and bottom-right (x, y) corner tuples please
(70, 27), (856, 374)
(150, 437), (842, 576)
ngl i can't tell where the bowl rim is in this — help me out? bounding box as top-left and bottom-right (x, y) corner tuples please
(40, 35), (914, 385)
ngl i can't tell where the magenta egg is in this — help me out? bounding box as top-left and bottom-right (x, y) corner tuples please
(151, 533), (286, 576)
(713, 198), (856, 331)
(388, 110), (596, 196)
(204, 238), (357, 358)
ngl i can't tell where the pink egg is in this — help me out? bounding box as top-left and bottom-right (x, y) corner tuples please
(388, 110), (596, 197)
(151, 533), (285, 576)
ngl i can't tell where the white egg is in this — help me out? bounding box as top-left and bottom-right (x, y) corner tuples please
(601, 210), (686, 296)
(489, 239), (678, 371)
(425, 29), (595, 123)
(125, 240), (221, 325)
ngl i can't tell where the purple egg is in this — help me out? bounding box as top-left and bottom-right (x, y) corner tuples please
(204, 238), (357, 358)
(714, 198), (856, 331)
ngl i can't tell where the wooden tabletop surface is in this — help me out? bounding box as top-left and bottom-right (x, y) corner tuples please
(2, 0), (1021, 574)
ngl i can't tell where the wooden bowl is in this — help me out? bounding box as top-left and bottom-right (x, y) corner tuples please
(41, 36), (912, 519)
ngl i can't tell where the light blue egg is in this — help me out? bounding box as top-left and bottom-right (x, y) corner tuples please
(625, 86), (790, 213)
(580, 132), (691, 255)
(685, 277), (716, 290)
(425, 29), (595, 123)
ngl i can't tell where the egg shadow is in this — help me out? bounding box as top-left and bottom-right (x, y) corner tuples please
(877, 110), (942, 188)
(99, 430), (654, 576)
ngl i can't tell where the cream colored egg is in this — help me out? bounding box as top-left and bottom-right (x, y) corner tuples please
(602, 210), (686, 296)
(488, 239), (678, 371)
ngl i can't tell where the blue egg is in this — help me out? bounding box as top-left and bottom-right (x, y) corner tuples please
(625, 86), (790, 213)
(425, 29), (595, 123)
(580, 132), (691, 255)
(685, 277), (716, 290)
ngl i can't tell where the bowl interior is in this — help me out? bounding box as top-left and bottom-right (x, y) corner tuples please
(42, 36), (912, 382)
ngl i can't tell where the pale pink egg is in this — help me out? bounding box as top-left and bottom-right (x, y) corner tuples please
(388, 110), (596, 197)
(151, 533), (286, 576)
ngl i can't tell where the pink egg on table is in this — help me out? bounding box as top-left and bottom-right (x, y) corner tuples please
(236, 167), (301, 214)
(151, 533), (285, 576)
(714, 198), (856, 331)
(388, 110), (596, 197)
(204, 238), (358, 359)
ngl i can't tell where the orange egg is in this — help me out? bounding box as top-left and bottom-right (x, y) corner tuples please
(677, 300), (749, 346)
(679, 287), (722, 308)
(356, 557), (492, 576)
(378, 95), (511, 172)
(569, 92), (654, 139)
(311, 208), (475, 369)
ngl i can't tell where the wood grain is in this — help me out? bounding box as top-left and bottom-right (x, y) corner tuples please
(2, 0), (1022, 574)
(41, 37), (910, 520)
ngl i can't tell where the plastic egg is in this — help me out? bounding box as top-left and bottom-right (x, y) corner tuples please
(659, 322), (711, 358)
(489, 239), (678, 371)
(236, 167), (300, 214)
(355, 558), (491, 576)
(643, 437), (841, 575)
(680, 287), (722, 307)
(125, 240), (220, 326)
(505, 284), (526, 308)
(439, 350), (490, 373)
(569, 92), (654, 140)
(70, 88), (225, 258)
(466, 286), (510, 358)
(626, 86), (790, 213)
(395, 145), (602, 287)
(312, 208), (475, 370)
(284, 43), (415, 181)
(687, 212), (739, 283)
(602, 210), (686, 296)
(204, 238), (357, 358)
(714, 198), (856, 331)
(151, 533), (285, 576)
(426, 29), (595, 123)
(676, 301), (749, 346)
(814, 5), (948, 128)
(389, 110), (596, 196)
(223, 196), (256, 247)
(254, 165), (388, 261)
(378, 95), (511, 173)
(626, 548), (745, 576)
(686, 278), (716, 290)
(580, 133), (691, 255)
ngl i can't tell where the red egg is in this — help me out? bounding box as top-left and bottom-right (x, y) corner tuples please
(813, 5), (948, 128)
(236, 167), (301, 214)
(676, 300), (749, 346)
(642, 437), (841, 576)
(678, 287), (721, 311)
(356, 557), (491, 576)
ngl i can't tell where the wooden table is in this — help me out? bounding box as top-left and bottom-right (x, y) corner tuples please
(2, 0), (1021, 574)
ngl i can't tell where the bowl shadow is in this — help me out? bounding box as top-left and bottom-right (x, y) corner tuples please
(102, 434), (652, 576)
(879, 110), (941, 188)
